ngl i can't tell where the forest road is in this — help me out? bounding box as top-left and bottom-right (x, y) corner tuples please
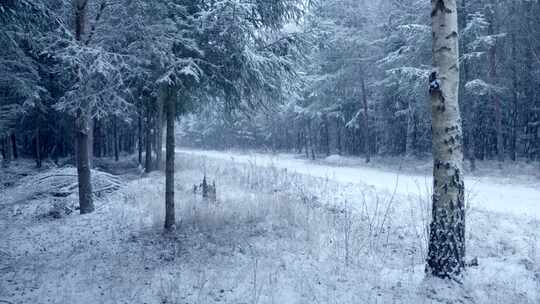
(176, 148), (540, 219)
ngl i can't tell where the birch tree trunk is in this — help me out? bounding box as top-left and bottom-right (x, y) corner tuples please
(164, 85), (176, 231)
(427, 0), (466, 278)
(74, 0), (94, 214)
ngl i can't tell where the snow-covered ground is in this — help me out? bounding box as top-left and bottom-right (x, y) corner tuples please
(176, 148), (540, 219)
(1, 153), (539, 303)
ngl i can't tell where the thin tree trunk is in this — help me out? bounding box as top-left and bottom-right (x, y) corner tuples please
(296, 131), (302, 153)
(508, 3), (519, 162)
(459, 0), (476, 171)
(114, 115), (119, 162)
(360, 74), (371, 163)
(427, 0), (465, 278)
(5, 134), (12, 163)
(1, 137), (6, 160)
(488, 6), (504, 165)
(523, 0), (535, 161)
(323, 115), (330, 156)
(10, 133), (17, 159)
(405, 103), (416, 157)
(35, 128), (42, 168)
(304, 121), (309, 159)
(88, 118), (94, 168)
(94, 119), (100, 158)
(145, 106), (153, 173)
(156, 90), (165, 171)
(309, 121), (316, 160)
(336, 118), (342, 155)
(510, 24), (518, 161)
(104, 127), (110, 157)
(164, 85), (176, 231)
(138, 112), (143, 165)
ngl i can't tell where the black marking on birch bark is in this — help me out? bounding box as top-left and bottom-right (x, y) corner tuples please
(429, 72), (439, 93)
(437, 104), (446, 112)
(446, 31), (458, 39)
(432, 0), (453, 17)
(435, 46), (452, 54)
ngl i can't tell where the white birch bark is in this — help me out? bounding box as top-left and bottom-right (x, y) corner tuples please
(426, 0), (466, 278)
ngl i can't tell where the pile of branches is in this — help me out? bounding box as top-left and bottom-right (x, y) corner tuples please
(8, 167), (123, 204)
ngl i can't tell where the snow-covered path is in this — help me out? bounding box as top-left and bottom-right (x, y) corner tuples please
(176, 148), (540, 218)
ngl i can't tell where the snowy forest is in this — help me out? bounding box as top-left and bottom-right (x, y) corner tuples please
(1, 0), (539, 303)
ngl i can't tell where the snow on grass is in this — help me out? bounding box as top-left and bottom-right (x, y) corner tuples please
(0, 153), (539, 303)
(176, 148), (540, 218)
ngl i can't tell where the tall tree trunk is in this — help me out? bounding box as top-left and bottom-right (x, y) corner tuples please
(488, 5), (504, 165)
(405, 103), (416, 157)
(88, 118), (94, 168)
(74, 0), (94, 214)
(336, 118), (342, 155)
(336, 117), (343, 155)
(458, 0), (476, 171)
(510, 17), (518, 162)
(75, 111), (94, 213)
(94, 119), (100, 158)
(524, 1), (538, 161)
(10, 133), (17, 159)
(307, 119), (315, 160)
(1, 137), (6, 160)
(322, 115), (330, 156)
(427, 0), (465, 278)
(1, 137), (6, 161)
(156, 89), (165, 171)
(35, 128), (42, 168)
(164, 86), (176, 231)
(296, 130), (302, 154)
(145, 106), (153, 173)
(5, 134), (13, 163)
(113, 115), (119, 162)
(104, 127), (110, 157)
(304, 121), (309, 159)
(138, 112), (143, 165)
(360, 74), (371, 163)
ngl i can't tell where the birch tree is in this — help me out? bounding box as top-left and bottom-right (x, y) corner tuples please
(426, 0), (466, 278)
